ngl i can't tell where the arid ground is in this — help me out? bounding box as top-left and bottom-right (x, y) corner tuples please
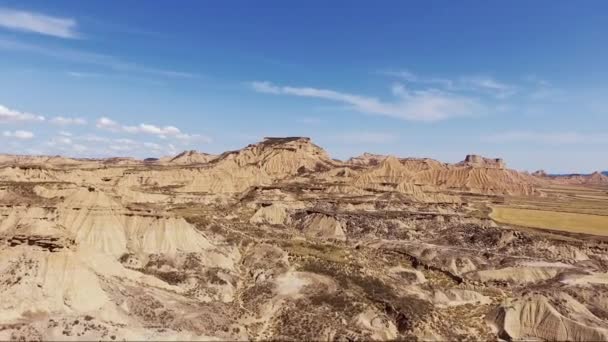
(1, 137), (608, 341)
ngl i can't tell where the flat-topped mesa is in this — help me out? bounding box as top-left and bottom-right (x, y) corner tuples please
(262, 136), (310, 143)
(460, 154), (506, 169)
(258, 137), (326, 156)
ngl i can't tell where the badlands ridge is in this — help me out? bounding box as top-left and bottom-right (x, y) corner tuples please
(1, 137), (608, 340)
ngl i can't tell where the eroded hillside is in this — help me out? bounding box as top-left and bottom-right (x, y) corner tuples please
(1, 137), (608, 341)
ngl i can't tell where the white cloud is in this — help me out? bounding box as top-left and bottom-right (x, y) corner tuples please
(382, 70), (516, 98)
(50, 116), (87, 125)
(46, 135), (74, 146)
(96, 117), (120, 130)
(381, 70), (454, 89)
(143, 142), (162, 149)
(175, 133), (212, 143)
(252, 81), (482, 122)
(97, 117), (182, 136)
(0, 8), (78, 39)
(95, 117), (211, 142)
(138, 123), (180, 135)
(3, 130), (34, 139)
(331, 132), (398, 144)
(483, 131), (608, 144)
(459, 76), (516, 98)
(251, 81), (281, 94)
(0, 104), (45, 122)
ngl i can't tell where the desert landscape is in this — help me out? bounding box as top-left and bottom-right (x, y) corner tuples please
(1, 2), (606, 341)
(1, 137), (608, 341)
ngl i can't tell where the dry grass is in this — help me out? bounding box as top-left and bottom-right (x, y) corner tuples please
(498, 184), (608, 218)
(283, 240), (350, 264)
(490, 206), (608, 236)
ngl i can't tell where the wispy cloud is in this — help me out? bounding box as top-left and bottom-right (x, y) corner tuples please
(3, 130), (34, 139)
(382, 70), (516, 98)
(0, 8), (78, 39)
(50, 116), (87, 125)
(251, 81), (482, 122)
(67, 71), (101, 78)
(0, 37), (196, 78)
(459, 76), (516, 98)
(0, 104), (45, 122)
(483, 131), (608, 144)
(381, 70), (454, 89)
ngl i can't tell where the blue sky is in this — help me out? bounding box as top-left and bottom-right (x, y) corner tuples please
(0, 1), (606, 173)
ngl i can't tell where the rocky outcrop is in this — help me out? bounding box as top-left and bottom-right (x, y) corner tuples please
(459, 154), (506, 169)
(250, 204), (289, 225)
(539, 171), (608, 185)
(346, 153), (389, 166)
(2, 234), (74, 252)
(297, 213), (346, 241)
(413, 164), (540, 196)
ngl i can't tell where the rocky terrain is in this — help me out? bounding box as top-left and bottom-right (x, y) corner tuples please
(533, 170), (608, 186)
(1, 137), (608, 341)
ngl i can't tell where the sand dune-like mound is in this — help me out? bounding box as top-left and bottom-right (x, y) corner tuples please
(2, 186), (223, 256)
(0, 154), (82, 166)
(353, 156), (415, 189)
(490, 293), (608, 341)
(297, 213), (346, 241)
(396, 182), (461, 203)
(540, 171), (608, 185)
(351, 157), (459, 201)
(117, 162), (272, 194)
(400, 157), (449, 173)
(0, 166), (62, 182)
(215, 137), (336, 177)
(412, 161), (540, 195)
(345, 151), (539, 197)
(165, 150), (218, 165)
(250, 204), (290, 225)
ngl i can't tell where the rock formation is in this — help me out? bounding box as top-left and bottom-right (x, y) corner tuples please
(0, 137), (606, 341)
(459, 154), (506, 169)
